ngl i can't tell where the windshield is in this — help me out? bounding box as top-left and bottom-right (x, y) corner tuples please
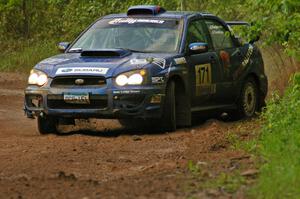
(69, 18), (183, 53)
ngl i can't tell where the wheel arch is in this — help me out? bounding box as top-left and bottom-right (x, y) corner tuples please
(246, 72), (260, 88)
(245, 72), (267, 97)
(167, 74), (187, 95)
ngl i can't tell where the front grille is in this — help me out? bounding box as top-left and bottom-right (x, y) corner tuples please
(51, 76), (106, 88)
(47, 94), (107, 109)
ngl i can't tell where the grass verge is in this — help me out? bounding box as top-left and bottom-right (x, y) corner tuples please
(250, 73), (300, 198)
(0, 40), (58, 73)
(186, 160), (246, 195)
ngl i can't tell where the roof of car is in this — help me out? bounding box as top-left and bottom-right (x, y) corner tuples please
(102, 11), (215, 20)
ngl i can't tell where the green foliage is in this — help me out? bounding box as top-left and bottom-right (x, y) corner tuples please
(187, 160), (202, 176)
(212, 172), (245, 194)
(0, 39), (57, 72)
(247, 0), (300, 59)
(0, 0), (298, 71)
(187, 160), (246, 195)
(252, 73), (300, 198)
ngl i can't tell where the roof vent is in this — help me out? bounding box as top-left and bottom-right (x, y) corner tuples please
(127, 5), (166, 16)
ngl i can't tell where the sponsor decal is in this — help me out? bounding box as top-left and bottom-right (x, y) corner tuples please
(56, 67), (109, 75)
(130, 58), (149, 65)
(241, 45), (254, 67)
(174, 57), (187, 65)
(152, 58), (166, 69)
(195, 64), (212, 86)
(208, 24), (225, 35)
(195, 64), (214, 96)
(140, 57), (167, 69)
(109, 18), (165, 25)
(113, 90), (141, 94)
(151, 76), (164, 84)
(233, 44), (254, 80)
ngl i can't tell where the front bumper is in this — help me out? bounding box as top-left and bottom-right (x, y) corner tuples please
(24, 80), (165, 119)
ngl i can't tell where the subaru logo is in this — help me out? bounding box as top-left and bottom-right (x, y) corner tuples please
(75, 79), (85, 85)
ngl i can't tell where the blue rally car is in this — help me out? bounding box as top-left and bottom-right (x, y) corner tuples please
(24, 5), (268, 134)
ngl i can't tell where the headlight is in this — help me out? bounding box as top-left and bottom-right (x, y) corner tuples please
(115, 75), (128, 86)
(28, 69), (48, 86)
(115, 70), (146, 86)
(128, 74), (143, 85)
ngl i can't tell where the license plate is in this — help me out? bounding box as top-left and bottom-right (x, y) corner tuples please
(64, 93), (90, 104)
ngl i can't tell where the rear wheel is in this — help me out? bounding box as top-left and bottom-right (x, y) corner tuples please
(161, 81), (176, 131)
(37, 115), (58, 135)
(230, 78), (258, 120)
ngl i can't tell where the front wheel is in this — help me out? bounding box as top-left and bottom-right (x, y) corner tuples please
(161, 81), (176, 132)
(37, 115), (58, 135)
(230, 78), (258, 120)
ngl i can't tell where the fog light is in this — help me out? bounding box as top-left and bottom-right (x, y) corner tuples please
(150, 94), (162, 104)
(26, 95), (43, 108)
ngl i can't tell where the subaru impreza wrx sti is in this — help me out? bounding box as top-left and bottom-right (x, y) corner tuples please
(24, 5), (268, 134)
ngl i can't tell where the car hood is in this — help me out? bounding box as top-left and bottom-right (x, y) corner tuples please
(35, 52), (175, 78)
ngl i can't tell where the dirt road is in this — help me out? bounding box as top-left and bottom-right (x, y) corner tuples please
(0, 73), (258, 199)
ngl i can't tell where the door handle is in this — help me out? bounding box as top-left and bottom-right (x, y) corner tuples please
(210, 56), (216, 63)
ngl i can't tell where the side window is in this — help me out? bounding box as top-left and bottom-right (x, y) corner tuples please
(205, 20), (234, 49)
(186, 20), (209, 51)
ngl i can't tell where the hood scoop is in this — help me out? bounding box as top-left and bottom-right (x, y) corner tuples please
(80, 49), (131, 58)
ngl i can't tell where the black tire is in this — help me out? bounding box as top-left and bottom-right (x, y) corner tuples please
(230, 78), (258, 120)
(161, 81), (176, 131)
(37, 115), (58, 135)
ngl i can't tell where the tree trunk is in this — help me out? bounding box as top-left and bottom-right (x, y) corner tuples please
(22, 0), (30, 38)
(181, 0), (186, 11)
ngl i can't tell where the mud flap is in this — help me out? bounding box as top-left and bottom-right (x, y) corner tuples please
(176, 93), (191, 127)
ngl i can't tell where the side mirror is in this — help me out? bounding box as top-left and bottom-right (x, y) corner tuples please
(249, 35), (260, 44)
(58, 42), (70, 53)
(189, 42), (208, 55)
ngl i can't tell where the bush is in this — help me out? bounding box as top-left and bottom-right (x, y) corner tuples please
(253, 73), (300, 198)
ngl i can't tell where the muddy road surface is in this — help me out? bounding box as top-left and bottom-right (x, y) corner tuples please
(0, 73), (257, 199)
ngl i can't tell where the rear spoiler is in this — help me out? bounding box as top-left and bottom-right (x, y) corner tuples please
(226, 21), (260, 44)
(226, 21), (250, 26)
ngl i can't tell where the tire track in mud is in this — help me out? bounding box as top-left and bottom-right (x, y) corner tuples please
(0, 72), (257, 199)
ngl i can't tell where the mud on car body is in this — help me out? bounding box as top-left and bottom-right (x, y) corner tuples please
(24, 5), (268, 134)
